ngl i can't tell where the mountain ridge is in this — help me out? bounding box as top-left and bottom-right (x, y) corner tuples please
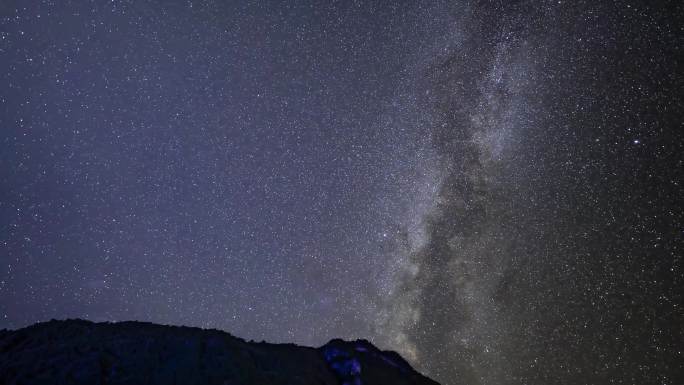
(0, 319), (440, 385)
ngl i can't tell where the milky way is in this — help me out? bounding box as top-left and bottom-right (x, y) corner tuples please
(376, 4), (539, 382)
(1, 1), (682, 385)
(374, 2), (682, 384)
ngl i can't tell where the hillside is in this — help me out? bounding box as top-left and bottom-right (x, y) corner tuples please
(0, 319), (440, 385)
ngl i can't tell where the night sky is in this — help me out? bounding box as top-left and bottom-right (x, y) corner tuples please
(1, 1), (682, 384)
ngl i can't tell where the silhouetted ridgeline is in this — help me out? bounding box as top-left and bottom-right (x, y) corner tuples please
(0, 319), (439, 385)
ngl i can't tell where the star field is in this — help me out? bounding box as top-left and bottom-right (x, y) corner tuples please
(1, 1), (682, 384)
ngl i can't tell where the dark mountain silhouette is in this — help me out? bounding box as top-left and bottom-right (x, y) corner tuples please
(0, 319), (440, 385)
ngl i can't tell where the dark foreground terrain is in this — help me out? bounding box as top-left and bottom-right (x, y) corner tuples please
(0, 319), (439, 385)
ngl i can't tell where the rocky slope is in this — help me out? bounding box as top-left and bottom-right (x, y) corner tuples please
(0, 319), (439, 385)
